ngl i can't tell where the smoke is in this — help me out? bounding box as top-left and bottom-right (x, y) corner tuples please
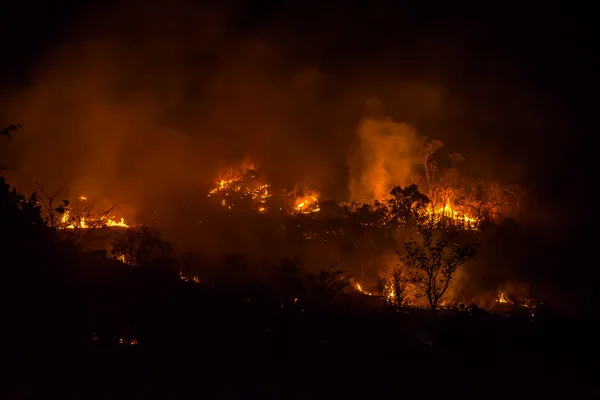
(0, 3), (446, 225)
(0, 1), (590, 316)
(1, 13), (344, 217)
(0, 2), (566, 246)
(348, 115), (426, 203)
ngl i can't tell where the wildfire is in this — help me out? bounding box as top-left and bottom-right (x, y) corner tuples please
(207, 161), (272, 212)
(384, 282), (396, 302)
(354, 282), (374, 296)
(208, 160), (257, 196)
(496, 292), (513, 304)
(426, 201), (477, 229)
(57, 196), (130, 229)
(60, 210), (130, 229)
(208, 160), (323, 215)
(295, 192), (320, 214)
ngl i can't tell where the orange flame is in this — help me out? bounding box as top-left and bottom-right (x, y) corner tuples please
(294, 191), (320, 214)
(354, 282), (374, 296)
(496, 292), (513, 304)
(426, 200), (477, 229)
(58, 196), (130, 229)
(209, 160), (323, 215)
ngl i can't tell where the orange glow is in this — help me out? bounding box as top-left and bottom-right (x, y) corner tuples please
(425, 200), (477, 229)
(354, 282), (374, 296)
(496, 292), (513, 304)
(55, 195), (131, 229)
(207, 160), (272, 212)
(59, 209), (130, 229)
(294, 191), (320, 214)
(208, 160), (323, 215)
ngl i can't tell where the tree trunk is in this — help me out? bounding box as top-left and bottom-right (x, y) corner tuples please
(430, 298), (437, 316)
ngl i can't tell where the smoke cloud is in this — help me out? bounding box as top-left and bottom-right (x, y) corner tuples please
(348, 116), (425, 203)
(0, 1), (563, 236)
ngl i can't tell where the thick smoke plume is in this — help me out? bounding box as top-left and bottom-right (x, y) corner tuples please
(348, 116), (425, 203)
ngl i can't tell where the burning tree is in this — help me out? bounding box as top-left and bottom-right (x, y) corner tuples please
(378, 267), (420, 308)
(35, 185), (129, 243)
(399, 228), (477, 313)
(458, 180), (508, 226)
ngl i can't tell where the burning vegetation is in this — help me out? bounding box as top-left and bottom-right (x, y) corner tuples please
(100, 134), (524, 312)
(206, 160), (321, 215)
(1, 118), (533, 315)
(36, 190), (131, 231)
(165, 140), (525, 313)
(207, 160), (272, 213)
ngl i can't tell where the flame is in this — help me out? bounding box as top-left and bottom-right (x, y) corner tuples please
(354, 282), (375, 296)
(294, 191), (320, 214)
(496, 292), (513, 304)
(60, 210), (130, 229)
(208, 161), (258, 196)
(426, 200), (477, 229)
(207, 161), (272, 212)
(208, 160), (323, 215)
(58, 196), (131, 230)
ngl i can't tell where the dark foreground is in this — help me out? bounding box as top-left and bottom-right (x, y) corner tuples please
(2, 253), (597, 398)
(4, 305), (599, 399)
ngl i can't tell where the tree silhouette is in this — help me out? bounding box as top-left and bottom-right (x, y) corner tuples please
(35, 184), (118, 242)
(344, 202), (385, 233)
(0, 177), (48, 237)
(110, 225), (173, 266)
(459, 180), (507, 226)
(386, 184), (431, 228)
(309, 263), (351, 305)
(398, 228), (477, 313)
(378, 266), (420, 308)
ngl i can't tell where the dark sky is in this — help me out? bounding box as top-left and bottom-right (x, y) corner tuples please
(0, 1), (595, 228)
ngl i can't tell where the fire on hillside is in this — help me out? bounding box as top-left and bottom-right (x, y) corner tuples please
(203, 158), (515, 231)
(52, 195), (132, 230)
(207, 160), (321, 215)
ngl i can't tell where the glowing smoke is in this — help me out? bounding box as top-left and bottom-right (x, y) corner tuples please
(348, 114), (425, 203)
